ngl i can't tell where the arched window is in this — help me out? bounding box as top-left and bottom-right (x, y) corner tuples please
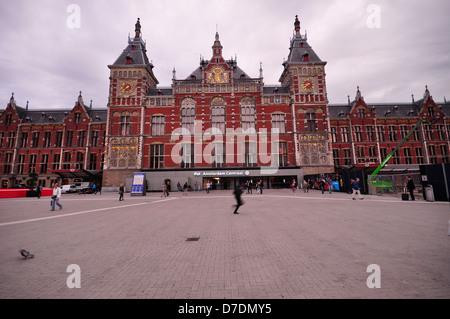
(240, 96), (256, 131)
(181, 98), (196, 134)
(211, 97), (226, 133)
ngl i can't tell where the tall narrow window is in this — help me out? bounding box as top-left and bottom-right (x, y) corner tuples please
(366, 126), (375, 142)
(388, 126), (397, 142)
(40, 154), (49, 174)
(240, 96), (256, 131)
(55, 131), (63, 147)
(91, 131), (99, 147)
(341, 127), (349, 143)
(7, 132), (16, 148)
(120, 115), (131, 136)
(65, 131), (74, 147)
(89, 153), (97, 170)
(404, 148), (413, 164)
(151, 116), (165, 136)
(74, 112), (82, 124)
(20, 132), (28, 148)
(17, 154), (25, 174)
(31, 132), (40, 148)
(271, 114), (286, 133)
(276, 141), (288, 167)
(29, 154), (37, 174)
(181, 98), (196, 134)
(211, 143), (225, 168)
(43, 132), (51, 148)
(343, 149), (352, 165)
(180, 143), (194, 168)
(354, 126), (362, 142)
(52, 153), (61, 170)
(377, 126), (385, 142)
(415, 148), (424, 164)
(75, 152), (84, 169)
(333, 149), (340, 167)
(243, 142), (257, 167)
(428, 145), (437, 164)
(150, 144), (164, 169)
(305, 111), (317, 132)
(77, 131), (86, 147)
(330, 127), (337, 143)
(211, 97), (226, 133)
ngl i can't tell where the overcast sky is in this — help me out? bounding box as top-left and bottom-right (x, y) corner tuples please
(0, 0), (449, 110)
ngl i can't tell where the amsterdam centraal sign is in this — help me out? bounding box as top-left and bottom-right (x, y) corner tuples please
(193, 171), (250, 177)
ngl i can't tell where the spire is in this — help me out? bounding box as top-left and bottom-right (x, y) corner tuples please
(259, 62), (263, 79)
(212, 31), (223, 58)
(134, 18), (141, 39)
(294, 15), (301, 37)
(8, 92), (16, 108)
(172, 67), (177, 80)
(355, 86), (363, 101)
(77, 91), (83, 105)
(424, 85), (431, 101)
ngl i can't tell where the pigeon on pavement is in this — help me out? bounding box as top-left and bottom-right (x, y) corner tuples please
(19, 249), (34, 259)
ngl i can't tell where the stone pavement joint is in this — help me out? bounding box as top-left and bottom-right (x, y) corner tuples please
(0, 189), (449, 299)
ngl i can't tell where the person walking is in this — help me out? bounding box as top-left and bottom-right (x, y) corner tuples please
(351, 178), (363, 200)
(183, 182), (189, 196)
(233, 183), (244, 214)
(50, 183), (62, 211)
(257, 179), (263, 194)
(406, 176), (415, 201)
(291, 179), (297, 194)
(327, 178), (333, 194)
(303, 180), (308, 193)
(160, 182), (167, 198)
(119, 183), (125, 201)
(206, 181), (211, 194)
(93, 183), (97, 195)
(35, 185), (41, 199)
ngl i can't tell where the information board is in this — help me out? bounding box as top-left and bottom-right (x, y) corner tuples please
(131, 173), (146, 196)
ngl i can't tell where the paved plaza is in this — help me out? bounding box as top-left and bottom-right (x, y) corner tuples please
(0, 188), (449, 299)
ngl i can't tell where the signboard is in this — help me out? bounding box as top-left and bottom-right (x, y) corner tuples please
(332, 181), (340, 191)
(131, 173), (146, 196)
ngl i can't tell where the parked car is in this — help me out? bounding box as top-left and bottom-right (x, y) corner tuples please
(60, 184), (77, 194)
(73, 182), (90, 192)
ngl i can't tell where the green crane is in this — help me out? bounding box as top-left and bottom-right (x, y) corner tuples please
(368, 114), (445, 185)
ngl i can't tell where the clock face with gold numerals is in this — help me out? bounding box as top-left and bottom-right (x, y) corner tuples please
(301, 78), (315, 92)
(207, 67), (228, 84)
(119, 80), (136, 96)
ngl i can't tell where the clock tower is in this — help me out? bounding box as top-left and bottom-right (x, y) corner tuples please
(280, 15), (333, 174)
(103, 18), (159, 187)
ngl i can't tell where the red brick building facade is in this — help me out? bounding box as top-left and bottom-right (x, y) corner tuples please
(1, 16), (449, 191)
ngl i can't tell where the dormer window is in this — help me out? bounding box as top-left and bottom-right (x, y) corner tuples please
(302, 52), (309, 62)
(273, 88), (279, 94)
(41, 112), (46, 118)
(190, 75), (196, 80)
(95, 115), (101, 121)
(384, 110), (391, 116)
(131, 45), (136, 50)
(126, 55), (133, 65)
(300, 41), (304, 48)
(394, 105), (399, 112)
(48, 116), (54, 122)
(240, 74), (246, 79)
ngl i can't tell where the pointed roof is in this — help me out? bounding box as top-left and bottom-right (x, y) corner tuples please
(284, 15), (322, 64)
(183, 32), (253, 81)
(109, 19), (159, 84)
